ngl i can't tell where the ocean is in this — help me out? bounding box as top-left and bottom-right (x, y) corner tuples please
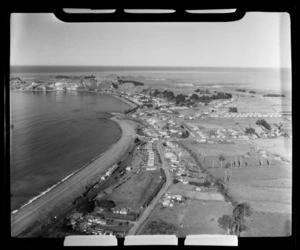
(10, 66), (292, 95)
(10, 91), (131, 211)
(9, 66), (292, 211)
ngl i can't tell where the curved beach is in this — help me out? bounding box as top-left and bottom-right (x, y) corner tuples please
(11, 116), (137, 236)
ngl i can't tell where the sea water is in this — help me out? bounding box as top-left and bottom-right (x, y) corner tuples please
(10, 91), (131, 211)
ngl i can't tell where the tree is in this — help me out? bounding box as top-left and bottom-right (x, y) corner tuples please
(191, 94), (200, 102)
(224, 162), (232, 186)
(256, 119), (271, 130)
(218, 203), (252, 236)
(112, 82), (118, 89)
(95, 199), (116, 209)
(229, 107), (238, 113)
(219, 154), (226, 168)
(181, 130), (189, 138)
(218, 215), (236, 234)
(233, 202), (252, 218)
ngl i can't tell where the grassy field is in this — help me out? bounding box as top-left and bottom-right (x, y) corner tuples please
(139, 198), (231, 236)
(178, 199), (232, 237)
(230, 96), (289, 113)
(253, 138), (292, 162)
(105, 169), (163, 211)
(181, 140), (251, 157)
(169, 183), (224, 201)
(208, 165), (292, 214)
(140, 219), (178, 235)
(243, 212), (291, 237)
(192, 118), (242, 130)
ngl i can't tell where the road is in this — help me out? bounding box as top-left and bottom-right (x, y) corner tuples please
(127, 142), (172, 235)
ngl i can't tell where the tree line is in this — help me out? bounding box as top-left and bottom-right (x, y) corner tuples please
(150, 89), (232, 105)
(117, 79), (144, 86)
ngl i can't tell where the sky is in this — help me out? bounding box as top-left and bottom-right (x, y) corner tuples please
(10, 12), (291, 68)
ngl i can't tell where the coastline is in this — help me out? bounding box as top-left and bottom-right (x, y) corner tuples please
(11, 121), (122, 214)
(10, 90), (133, 212)
(11, 101), (137, 236)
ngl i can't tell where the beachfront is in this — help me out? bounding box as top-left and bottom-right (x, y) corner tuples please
(11, 115), (137, 236)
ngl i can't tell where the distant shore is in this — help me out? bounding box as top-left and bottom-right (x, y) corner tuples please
(11, 113), (137, 236)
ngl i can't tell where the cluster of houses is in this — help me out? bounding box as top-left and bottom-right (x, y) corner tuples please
(163, 142), (206, 185)
(253, 147), (268, 158)
(223, 112), (282, 118)
(68, 212), (112, 235)
(144, 142), (157, 171)
(135, 112), (187, 139)
(161, 192), (184, 207)
(210, 98), (234, 110)
(111, 207), (130, 215)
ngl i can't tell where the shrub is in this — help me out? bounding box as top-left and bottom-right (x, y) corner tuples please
(245, 127), (256, 134)
(181, 130), (190, 138)
(229, 107), (238, 113)
(173, 179), (180, 184)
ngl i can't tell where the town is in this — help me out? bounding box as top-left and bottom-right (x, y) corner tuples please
(10, 75), (292, 237)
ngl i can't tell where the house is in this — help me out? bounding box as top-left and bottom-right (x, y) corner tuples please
(162, 199), (170, 206)
(174, 195), (182, 201)
(120, 208), (129, 215)
(146, 166), (157, 170)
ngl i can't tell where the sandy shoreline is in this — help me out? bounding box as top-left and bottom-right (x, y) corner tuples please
(107, 94), (138, 109)
(11, 116), (137, 236)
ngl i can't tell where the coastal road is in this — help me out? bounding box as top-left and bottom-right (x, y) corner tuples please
(11, 118), (136, 237)
(127, 142), (172, 235)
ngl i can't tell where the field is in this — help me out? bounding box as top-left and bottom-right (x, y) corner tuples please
(105, 169), (163, 211)
(208, 165), (292, 214)
(180, 140), (251, 157)
(139, 198), (231, 237)
(253, 138), (292, 162)
(229, 95), (291, 113)
(169, 183), (224, 201)
(178, 199), (232, 237)
(192, 118), (242, 130)
(243, 212), (291, 237)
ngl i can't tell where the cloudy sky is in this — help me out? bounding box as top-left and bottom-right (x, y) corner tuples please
(10, 12), (291, 68)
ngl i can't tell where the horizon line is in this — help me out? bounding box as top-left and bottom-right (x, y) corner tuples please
(10, 65), (291, 69)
